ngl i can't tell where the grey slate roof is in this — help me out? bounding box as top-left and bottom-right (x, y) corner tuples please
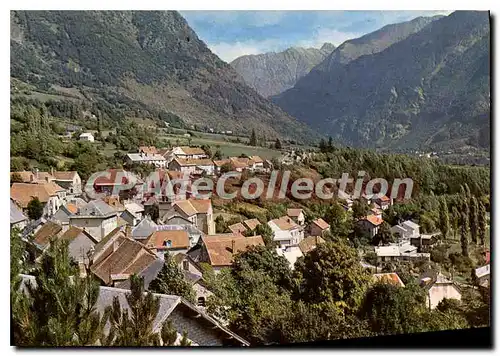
(77, 199), (116, 217)
(10, 200), (27, 224)
(115, 258), (165, 290)
(95, 286), (180, 333)
(402, 220), (420, 230)
(132, 217), (158, 239)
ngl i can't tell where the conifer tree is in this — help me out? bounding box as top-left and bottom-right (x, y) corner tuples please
(180, 331), (192, 346)
(469, 196), (479, 244)
(12, 239), (109, 346)
(451, 206), (459, 240)
(438, 197), (450, 239)
(460, 211), (470, 257)
(249, 129), (257, 146)
(107, 275), (181, 346)
(274, 138), (282, 150)
(477, 201), (487, 246)
(149, 253), (196, 302)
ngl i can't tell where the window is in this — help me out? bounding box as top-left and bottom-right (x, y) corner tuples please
(197, 297), (206, 307)
(182, 260), (189, 270)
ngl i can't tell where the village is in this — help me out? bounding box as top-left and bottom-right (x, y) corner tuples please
(10, 136), (491, 345)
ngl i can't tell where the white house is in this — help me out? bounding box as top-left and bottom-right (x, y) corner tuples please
(420, 272), (462, 309)
(171, 146), (208, 159)
(391, 220), (421, 241)
(168, 158), (215, 176)
(275, 246), (303, 270)
(79, 132), (95, 142)
(52, 171), (82, 196)
(121, 202), (145, 226)
(69, 199), (118, 241)
(375, 242), (430, 263)
(475, 264), (490, 287)
(268, 216), (304, 248)
(126, 152), (167, 168)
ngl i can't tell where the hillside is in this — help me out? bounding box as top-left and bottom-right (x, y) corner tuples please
(10, 10), (317, 143)
(273, 11), (490, 151)
(230, 43), (335, 98)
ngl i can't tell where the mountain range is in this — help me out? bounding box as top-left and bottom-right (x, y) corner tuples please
(10, 11), (491, 151)
(10, 11), (317, 142)
(230, 43), (335, 98)
(272, 11), (490, 150)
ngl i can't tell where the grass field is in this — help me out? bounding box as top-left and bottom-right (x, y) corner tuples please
(159, 133), (281, 160)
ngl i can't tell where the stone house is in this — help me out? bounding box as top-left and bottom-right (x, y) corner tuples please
(69, 199), (118, 241)
(11, 181), (66, 218)
(419, 272), (462, 309)
(287, 208), (305, 225)
(168, 158), (215, 176)
(357, 214), (384, 238)
(170, 199), (215, 235)
(268, 216), (304, 248)
(191, 233), (265, 273)
(307, 218), (330, 237)
(51, 171), (82, 196)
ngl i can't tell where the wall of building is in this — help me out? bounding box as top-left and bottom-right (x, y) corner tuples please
(70, 216), (117, 241)
(428, 284), (462, 309)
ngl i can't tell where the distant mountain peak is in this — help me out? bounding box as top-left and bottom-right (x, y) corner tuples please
(320, 42), (335, 53)
(231, 45), (332, 97)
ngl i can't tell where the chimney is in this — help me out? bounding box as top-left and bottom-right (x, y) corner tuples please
(51, 167), (54, 176)
(30, 174), (34, 183)
(45, 176), (50, 183)
(231, 239), (235, 253)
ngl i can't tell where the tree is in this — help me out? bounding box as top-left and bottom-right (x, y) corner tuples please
(220, 162), (234, 174)
(213, 150), (222, 160)
(451, 206), (460, 240)
(215, 215), (228, 233)
(460, 210), (470, 257)
(352, 200), (370, 220)
(232, 245), (292, 291)
(360, 281), (430, 335)
(318, 138), (326, 152)
(203, 264), (291, 345)
(477, 201), (487, 246)
(107, 275), (180, 346)
(27, 197), (44, 220)
(249, 129), (257, 146)
(252, 223), (274, 247)
(144, 203), (160, 222)
(438, 197), (450, 239)
(293, 241), (370, 313)
(12, 239), (109, 346)
(372, 222), (394, 246)
(469, 196), (479, 244)
(148, 253), (196, 302)
(11, 172), (23, 184)
(274, 138), (282, 150)
(279, 300), (371, 343)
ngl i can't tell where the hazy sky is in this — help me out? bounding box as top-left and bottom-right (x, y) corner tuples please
(181, 10), (452, 62)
